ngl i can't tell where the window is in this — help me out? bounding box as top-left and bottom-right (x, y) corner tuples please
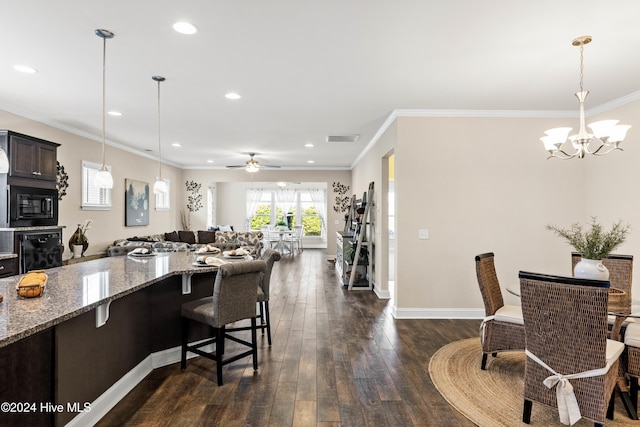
(247, 188), (326, 239)
(81, 160), (112, 210)
(155, 178), (170, 211)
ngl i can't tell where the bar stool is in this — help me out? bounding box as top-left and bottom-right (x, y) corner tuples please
(180, 260), (266, 386)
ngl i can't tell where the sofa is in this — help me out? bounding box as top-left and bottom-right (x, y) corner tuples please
(108, 229), (264, 257)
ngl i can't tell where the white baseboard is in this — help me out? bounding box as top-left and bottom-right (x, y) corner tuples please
(66, 356), (153, 427)
(66, 339), (216, 426)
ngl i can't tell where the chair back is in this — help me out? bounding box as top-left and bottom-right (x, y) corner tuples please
(211, 260), (266, 327)
(571, 252), (632, 312)
(293, 225), (303, 238)
(259, 249), (281, 298)
(475, 253), (504, 316)
(519, 271), (610, 406)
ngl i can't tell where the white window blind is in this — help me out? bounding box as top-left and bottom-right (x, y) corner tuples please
(155, 178), (171, 211)
(81, 160), (112, 210)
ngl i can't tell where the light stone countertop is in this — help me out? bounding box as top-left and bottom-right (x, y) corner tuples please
(0, 251), (238, 349)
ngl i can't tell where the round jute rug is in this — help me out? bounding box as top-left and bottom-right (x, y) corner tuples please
(428, 338), (638, 426)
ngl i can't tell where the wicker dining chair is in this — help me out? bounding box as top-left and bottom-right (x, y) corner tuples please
(475, 252), (525, 370)
(624, 323), (640, 414)
(519, 271), (624, 426)
(572, 253), (634, 340)
(180, 260), (266, 386)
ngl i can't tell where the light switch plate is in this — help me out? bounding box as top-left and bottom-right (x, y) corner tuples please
(419, 229), (429, 240)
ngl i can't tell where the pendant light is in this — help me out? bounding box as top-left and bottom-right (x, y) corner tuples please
(152, 76), (168, 194)
(94, 29), (114, 188)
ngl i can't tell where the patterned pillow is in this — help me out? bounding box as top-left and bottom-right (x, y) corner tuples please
(236, 232), (263, 247)
(215, 231), (238, 243)
(151, 241), (193, 252)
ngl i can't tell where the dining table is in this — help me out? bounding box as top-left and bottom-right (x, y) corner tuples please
(270, 228), (293, 254)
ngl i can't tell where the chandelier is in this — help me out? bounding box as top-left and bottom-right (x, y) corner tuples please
(541, 36), (631, 160)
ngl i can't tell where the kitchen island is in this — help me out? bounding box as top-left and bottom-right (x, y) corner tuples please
(0, 251), (227, 426)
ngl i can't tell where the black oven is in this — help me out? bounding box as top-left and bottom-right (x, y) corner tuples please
(8, 185), (58, 227)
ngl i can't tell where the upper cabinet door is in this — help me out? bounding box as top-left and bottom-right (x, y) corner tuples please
(9, 134), (58, 181)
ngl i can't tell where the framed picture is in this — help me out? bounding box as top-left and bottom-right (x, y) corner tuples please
(125, 179), (150, 226)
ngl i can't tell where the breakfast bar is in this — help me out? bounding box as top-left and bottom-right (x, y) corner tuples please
(0, 251), (226, 426)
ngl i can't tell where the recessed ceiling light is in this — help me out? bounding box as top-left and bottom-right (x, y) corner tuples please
(225, 92), (241, 100)
(173, 22), (197, 35)
(207, 159), (214, 163)
(107, 111), (122, 117)
(14, 65), (37, 74)
(307, 160), (315, 164)
(305, 143), (314, 148)
(171, 142), (181, 147)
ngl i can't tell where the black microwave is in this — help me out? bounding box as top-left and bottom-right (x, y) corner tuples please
(8, 186), (58, 227)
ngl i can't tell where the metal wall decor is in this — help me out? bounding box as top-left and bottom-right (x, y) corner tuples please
(56, 161), (69, 200)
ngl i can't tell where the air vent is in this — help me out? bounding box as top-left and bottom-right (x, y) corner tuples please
(326, 134), (359, 143)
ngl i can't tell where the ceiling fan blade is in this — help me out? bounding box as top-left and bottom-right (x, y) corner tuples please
(261, 165), (281, 168)
(225, 165), (245, 169)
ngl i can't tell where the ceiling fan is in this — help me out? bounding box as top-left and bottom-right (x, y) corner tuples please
(226, 153), (281, 173)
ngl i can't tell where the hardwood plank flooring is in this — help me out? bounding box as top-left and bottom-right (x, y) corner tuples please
(96, 249), (480, 426)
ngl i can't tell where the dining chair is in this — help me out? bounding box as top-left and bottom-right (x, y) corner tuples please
(475, 252), (525, 370)
(260, 225), (279, 249)
(519, 271), (624, 426)
(180, 260), (266, 386)
(624, 322), (640, 414)
(225, 249), (281, 345)
(572, 252), (634, 339)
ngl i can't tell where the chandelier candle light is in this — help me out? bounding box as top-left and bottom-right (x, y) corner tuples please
(152, 76), (168, 194)
(541, 36), (631, 160)
(94, 29), (114, 188)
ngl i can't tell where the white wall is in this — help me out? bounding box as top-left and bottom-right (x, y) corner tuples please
(351, 108), (640, 317)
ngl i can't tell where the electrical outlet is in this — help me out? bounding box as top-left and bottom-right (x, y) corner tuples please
(419, 229), (429, 240)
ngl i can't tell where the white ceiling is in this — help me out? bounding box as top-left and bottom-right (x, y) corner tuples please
(1, 1), (640, 170)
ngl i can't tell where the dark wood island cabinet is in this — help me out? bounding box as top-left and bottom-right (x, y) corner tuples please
(0, 252), (222, 426)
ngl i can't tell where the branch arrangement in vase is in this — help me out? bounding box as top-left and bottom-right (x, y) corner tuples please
(547, 217), (630, 260)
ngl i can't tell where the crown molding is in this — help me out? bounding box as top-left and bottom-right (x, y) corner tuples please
(352, 91), (640, 169)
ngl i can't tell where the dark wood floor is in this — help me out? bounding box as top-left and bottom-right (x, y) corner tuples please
(97, 249), (480, 426)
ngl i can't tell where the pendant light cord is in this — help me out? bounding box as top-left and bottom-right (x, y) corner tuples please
(101, 36), (107, 167)
(157, 79), (162, 179)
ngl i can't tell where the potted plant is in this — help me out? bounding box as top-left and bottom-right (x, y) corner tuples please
(346, 245), (368, 264)
(69, 219), (92, 258)
(547, 217), (630, 279)
(275, 220), (289, 231)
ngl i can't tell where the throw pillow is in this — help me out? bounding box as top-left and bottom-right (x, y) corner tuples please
(198, 230), (216, 244)
(165, 231), (180, 242)
(178, 230), (196, 244)
(218, 225), (234, 232)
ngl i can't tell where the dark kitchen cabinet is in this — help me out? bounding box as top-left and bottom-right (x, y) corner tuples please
(6, 132), (58, 181)
(0, 257), (18, 278)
